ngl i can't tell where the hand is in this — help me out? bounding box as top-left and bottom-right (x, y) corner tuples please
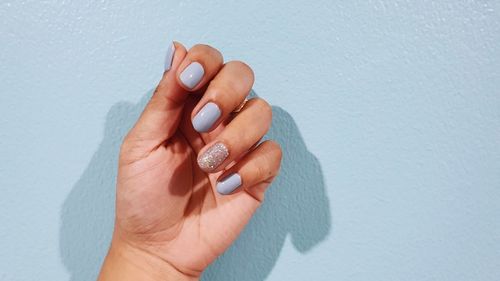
(98, 42), (282, 280)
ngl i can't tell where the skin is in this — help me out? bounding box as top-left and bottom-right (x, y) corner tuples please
(98, 42), (282, 281)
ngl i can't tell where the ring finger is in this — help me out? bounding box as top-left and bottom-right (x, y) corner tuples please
(196, 98), (272, 173)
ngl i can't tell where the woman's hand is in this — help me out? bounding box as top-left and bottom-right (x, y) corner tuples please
(98, 42), (282, 281)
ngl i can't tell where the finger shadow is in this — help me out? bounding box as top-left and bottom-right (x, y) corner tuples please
(202, 91), (332, 281)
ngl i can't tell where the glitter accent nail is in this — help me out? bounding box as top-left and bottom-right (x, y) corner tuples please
(198, 142), (229, 172)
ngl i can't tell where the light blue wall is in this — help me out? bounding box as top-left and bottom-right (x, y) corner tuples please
(1, 1), (499, 280)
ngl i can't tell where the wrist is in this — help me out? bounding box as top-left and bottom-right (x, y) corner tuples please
(98, 234), (198, 281)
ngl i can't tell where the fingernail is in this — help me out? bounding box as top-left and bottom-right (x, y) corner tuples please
(179, 62), (204, 89)
(164, 42), (175, 71)
(198, 142), (229, 172)
(192, 102), (221, 133)
(217, 173), (242, 195)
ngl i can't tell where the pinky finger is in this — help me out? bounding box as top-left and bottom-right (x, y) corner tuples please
(216, 140), (282, 200)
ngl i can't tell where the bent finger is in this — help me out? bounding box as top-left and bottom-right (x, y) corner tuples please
(217, 140), (282, 200)
(176, 44), (223, 91)
(196, 98), (272, 173)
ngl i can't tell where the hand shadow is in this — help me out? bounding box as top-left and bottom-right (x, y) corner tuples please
(59, 90), (331, 281)
(59, 92), (151, 280)
(202, 92), (331, 281)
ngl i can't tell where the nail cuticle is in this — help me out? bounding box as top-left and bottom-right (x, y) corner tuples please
(192, 102), (221, 132)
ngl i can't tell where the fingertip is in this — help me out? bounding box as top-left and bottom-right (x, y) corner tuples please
(175, 44), (224, 92)
(167, 41), (187, 73)
(216, 172), (242, 195)
(179, 61), (205, 89)
(158, 41), (187, 88)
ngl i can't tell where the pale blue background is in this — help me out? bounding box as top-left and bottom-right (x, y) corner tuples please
(1, 1), (500, 280)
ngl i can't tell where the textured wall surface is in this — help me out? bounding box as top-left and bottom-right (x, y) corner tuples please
(1, 1), (500, 280)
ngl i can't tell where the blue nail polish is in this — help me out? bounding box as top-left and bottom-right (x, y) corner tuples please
(216, 173), (242, 195)
(179, 62), (204, 89)
(164, 42), (175, 71)
(192, 102), (221, 132)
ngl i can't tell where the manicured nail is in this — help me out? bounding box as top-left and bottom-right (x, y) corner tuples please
(192, 102), (221, 132)
(164, 42), (175, 71)
(179, 62), (204, 89)
(198, 142), (229, 172)
(217, 173), (242, 195)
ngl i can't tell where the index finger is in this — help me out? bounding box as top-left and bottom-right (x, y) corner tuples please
(176, 44), (224, 91)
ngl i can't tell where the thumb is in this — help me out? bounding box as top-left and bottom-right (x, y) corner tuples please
(122, 41), (188, 161)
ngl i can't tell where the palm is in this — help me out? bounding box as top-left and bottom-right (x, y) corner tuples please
(115, 98), (261, 274)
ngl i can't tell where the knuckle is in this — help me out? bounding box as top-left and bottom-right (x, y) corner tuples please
(209, 68), (253, 97)
(209, 79), (237, 100)
(247, 98), (272, 131)
(254, 98), (272, 120)
(227, 60), (255, 81)
(191, 43), (212, 52)
(257, 140), (283, 178)
(257, 164), (270, 180)
(264, 140), (283, 163)
(251, 156), (271, 181)
(191, 44), (223, 61)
